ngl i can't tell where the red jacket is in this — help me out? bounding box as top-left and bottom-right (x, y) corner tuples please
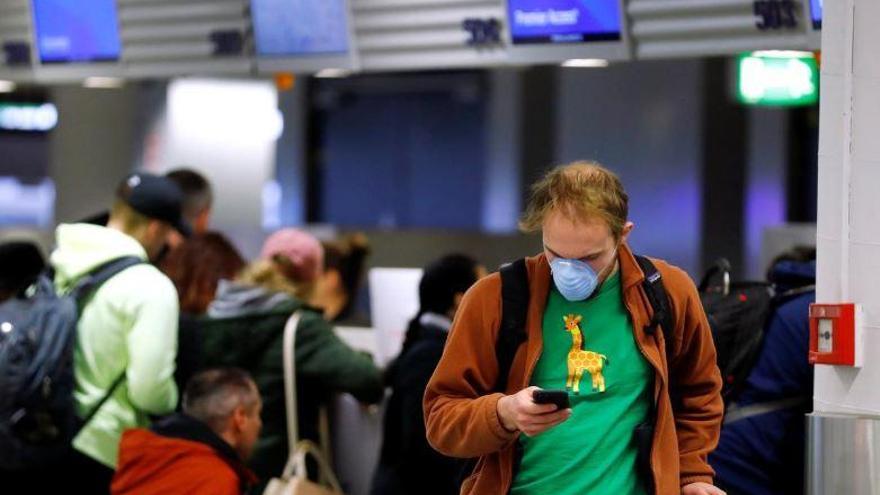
(112, 414), (257, 495)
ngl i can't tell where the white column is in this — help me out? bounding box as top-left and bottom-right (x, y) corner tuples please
(809, 0), (880, 491)
(814, 0), (880, 416)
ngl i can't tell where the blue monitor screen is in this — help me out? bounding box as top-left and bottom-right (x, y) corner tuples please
(508, 0), (622, 44)
(252, 0), (350, 56)
(32, 0), (122, 63)
(810, 0), (822, 29)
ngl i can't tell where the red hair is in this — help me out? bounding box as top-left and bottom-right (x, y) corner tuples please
(160, 232), (246, 315)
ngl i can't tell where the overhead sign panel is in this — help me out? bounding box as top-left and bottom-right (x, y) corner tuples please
(252, 0), (350, 56)
(32, 0), (122, 63)
(507, 0), (622, 45)
(251, 0), (357, 74)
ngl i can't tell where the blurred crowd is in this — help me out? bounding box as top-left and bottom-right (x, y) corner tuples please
(0, 165), (816, 495)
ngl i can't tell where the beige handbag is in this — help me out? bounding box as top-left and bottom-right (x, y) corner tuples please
(263, 312), (344, 495)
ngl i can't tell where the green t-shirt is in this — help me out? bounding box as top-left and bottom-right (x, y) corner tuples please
(511, 271), (653, 495)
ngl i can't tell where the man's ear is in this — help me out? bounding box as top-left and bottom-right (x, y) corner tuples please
(146, 220), (167, 243)
(620, 221), (635, 244)
(231, 405), (248, 432)
(195, 209), (211, 234)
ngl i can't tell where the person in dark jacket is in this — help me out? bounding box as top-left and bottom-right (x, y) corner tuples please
(199, 228), (384, 490)
(112, 368), (261, 495)
(371, 254), (486, 495)
(710, 248), (816, 495)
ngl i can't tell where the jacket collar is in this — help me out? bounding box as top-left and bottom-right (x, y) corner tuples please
(618, 243), (647, 292)
(151, 413), (258, 489)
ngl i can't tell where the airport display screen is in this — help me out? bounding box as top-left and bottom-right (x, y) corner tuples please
(32, 0), (122, 63)
(252, 0), (350, 56)
(810, 0), (822, 29)
(507, 0), (622, 45)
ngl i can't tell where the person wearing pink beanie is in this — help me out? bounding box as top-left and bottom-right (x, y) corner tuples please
(260, 228), (325, 285)
(231, 229), (325, 301)
(192, 228), (383, 490)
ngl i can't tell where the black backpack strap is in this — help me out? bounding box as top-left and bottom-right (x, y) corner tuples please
(69, 256), (144, 310)
(495, 258), (530, 393)
(76, 372), (127, 435)
(634, 255), (675, 361)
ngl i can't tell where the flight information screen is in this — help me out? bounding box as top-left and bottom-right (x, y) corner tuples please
(32, 0), (122, 63)
(507, 0), (622, 44)
(252, 0), (351, 56)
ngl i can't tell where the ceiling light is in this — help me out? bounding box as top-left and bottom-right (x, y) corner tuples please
(83, 77), (125, 89)
(561, 59), (610, 68)
(315, 68), (352, 79)
(0, 103), (59, 132)
(752, 50), (814, 58)
(0, 80), (16, 93)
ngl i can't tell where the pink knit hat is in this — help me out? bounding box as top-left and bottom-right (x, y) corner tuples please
(260, 228), (325, 282)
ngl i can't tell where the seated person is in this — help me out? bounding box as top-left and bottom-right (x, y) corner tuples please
(112, 368), (262, 495)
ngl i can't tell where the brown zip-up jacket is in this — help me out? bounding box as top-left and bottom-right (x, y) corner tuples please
(424, 244), (723, 494)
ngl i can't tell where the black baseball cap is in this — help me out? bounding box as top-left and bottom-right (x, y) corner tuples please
(117, 173), (192, 237)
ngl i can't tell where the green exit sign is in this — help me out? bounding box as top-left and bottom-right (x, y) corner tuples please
(737, 51), (819, 107)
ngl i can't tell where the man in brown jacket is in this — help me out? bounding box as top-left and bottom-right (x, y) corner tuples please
(424, 162), (725, 495)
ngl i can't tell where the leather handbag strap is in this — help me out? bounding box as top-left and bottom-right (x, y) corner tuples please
(282, 440), (344, 492)
(279, 312), (343, 492)
(282, 311), (303, 455)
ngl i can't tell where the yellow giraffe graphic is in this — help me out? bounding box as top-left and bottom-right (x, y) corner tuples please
(563, 314), (608, 394)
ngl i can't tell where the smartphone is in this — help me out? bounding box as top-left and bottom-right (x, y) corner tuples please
(532, 389), (571, 410)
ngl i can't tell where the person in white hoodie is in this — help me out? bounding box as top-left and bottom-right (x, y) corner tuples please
(50, 173), (190, 494)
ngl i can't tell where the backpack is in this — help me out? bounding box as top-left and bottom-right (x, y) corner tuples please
(0, 256), (142, 470)
(697, 259), (775, 404)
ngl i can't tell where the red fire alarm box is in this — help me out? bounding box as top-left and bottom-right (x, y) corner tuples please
(809, 303), (863, 367)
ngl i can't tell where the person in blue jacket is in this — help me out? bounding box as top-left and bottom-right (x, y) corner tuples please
(711, 247), (816, 495)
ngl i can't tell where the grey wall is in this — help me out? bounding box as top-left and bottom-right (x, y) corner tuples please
(49, 85), (141, 225)
(275, 79), (309, 228)
(745, 107), (789, 278)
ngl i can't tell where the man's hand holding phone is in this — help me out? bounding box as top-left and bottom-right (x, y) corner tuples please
(496, 386), (572, 437)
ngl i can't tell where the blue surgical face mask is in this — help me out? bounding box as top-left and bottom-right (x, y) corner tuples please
(550, 253), (615, 302)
